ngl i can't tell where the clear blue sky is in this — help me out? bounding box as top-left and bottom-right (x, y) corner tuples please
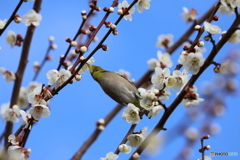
(0, 0), (240, 160)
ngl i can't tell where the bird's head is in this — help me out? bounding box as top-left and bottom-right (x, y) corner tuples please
(87, 64), (107, 81)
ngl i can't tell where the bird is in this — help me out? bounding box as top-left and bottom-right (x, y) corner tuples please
(87, 64), (142, 108)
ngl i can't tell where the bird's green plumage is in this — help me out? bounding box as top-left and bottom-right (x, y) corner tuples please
(88, 64), (141, 108)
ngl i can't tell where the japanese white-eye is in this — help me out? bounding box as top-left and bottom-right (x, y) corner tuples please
(88, 64), (141, 108)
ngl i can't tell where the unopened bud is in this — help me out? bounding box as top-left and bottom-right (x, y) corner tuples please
(49, 36), (55, 42)
(80, 46), (87, 53)
(71, 41), (77, 47)
(51, 44), (57, 49)
(214, 66), (220, 73)
(101, 45), (108, 51)
(213, 15), (219, 21)
(197, 41), (204, 47)
(75, 74), (82, 81)
(205, 145), (211, 150)
(110, 24), (117, 30)
(65, 38), (72, 43)
(98, 125), (105, 130)
(109, 7), (114, 13)
(81, 10), (87, 16)
(82, 15), (87, 20)
(117, 9), (123, 15)
(112, 30), (118, 35)
(202, 135), (210, 139)
(204, 36), (210, 41)
(79, 56), (85, 61)
(14, 16), (22, 23)
(194, 25), (201, 30)
(132, 152), (140, 160)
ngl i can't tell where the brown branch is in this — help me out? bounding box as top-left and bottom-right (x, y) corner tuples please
(129, 12), (240, 160)
(0, 0), (24, 36)
(57, 8), (95, 71)
(3, 0), (42, 146)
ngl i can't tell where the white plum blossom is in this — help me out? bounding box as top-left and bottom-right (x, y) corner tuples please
(148, 105), (164, 118)
(46, 68), (71, 89)
(147, 58), (160, 70)
(79, 57), (95, 73)
(22, 9), (42, 26)
(118, 69), (131, 79)
(222, 30), (240, 44)
(122, 103), (140, 124)
(151, 67), (170, 90)
(118, 0), (135, 21)
(136, 0), (151, 13)
(0, 19), (6, 29)
(28, 85), (47, 106)
(6, 31), (17, 46)
(7, 145), (30, 160)
(118, 144), (132, 154)
(185, 127), (199, 141)
(0, 67), (16, 82)
(204, 22), (221, 35)
(0, 103), (20, 123)
(180, 86), (204, 108)
(8, 134), (20, 145)
(218, 1), (235, 15)
(19, 110), (32, 129)
(17, 88), (29, 109)
(127, 127), (148, 148)
(28, 104), (50, 120)
(156, 34), (173, 48)
(181, 7), (197, 22)
(172, 69), (189, 91)
(221, 0), (240, 8)
(158, 87), (171, 102)
(180, 52), (205, 75)
(157, 51), (173, 67)
(100, 152), (119, 160)
(183, 42), (206, 53)
(138, 88), (157, 110)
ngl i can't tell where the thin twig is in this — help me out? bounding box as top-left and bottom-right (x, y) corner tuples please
(3, 0), (43, 147)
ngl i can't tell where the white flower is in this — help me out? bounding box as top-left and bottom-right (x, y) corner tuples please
(0, 103), (20, 123)
(46, 69), (71, 89)
(138, 88), (157, 110)
(204, 22), (221, 35)
(184, 127), (199, 140)
(182, 42), (206, 53)
(6, 31), (17, 47)
(158, 87), (171, 102)
(26, 81), (40, 94)
(22, 9), (42, 26)
(118, 0), (135, 21)
(0, 67), (16, 82)
(118, 69), (131, 79)
(28, 104), (50, 120)
(19, 110), (32, 129)
(181, 52), (205, 75)
(180, 86), (204, 108)
(226, 30), (240, 44)
(0, 19), (6, 29)
(122, 103), (140, 124)
(100, 152), (119, 160)
(127, 127), (148, 148)
(136, 0), (151, 13)
(147, 58), (160, 70)
(221, 0), (240, 8)
(28, 85), (47, 105)
(156, 34), (173, 48)
(151, 67), (170, 90)
(82, 57), (95, 73)
(8, 145), (29, 160)
(181, 7), (197, 22)
(17, 87), (29, 109)
(118, 144), (132, 154)
(148, 105), (164, 118)
(172, 69), (189, 91)
(8, 134), (19, 145)
(218, 1), (234, 15)
(157, 51), (173, 67)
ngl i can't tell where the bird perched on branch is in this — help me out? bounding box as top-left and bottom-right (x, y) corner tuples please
(88, 64), (142, 109)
